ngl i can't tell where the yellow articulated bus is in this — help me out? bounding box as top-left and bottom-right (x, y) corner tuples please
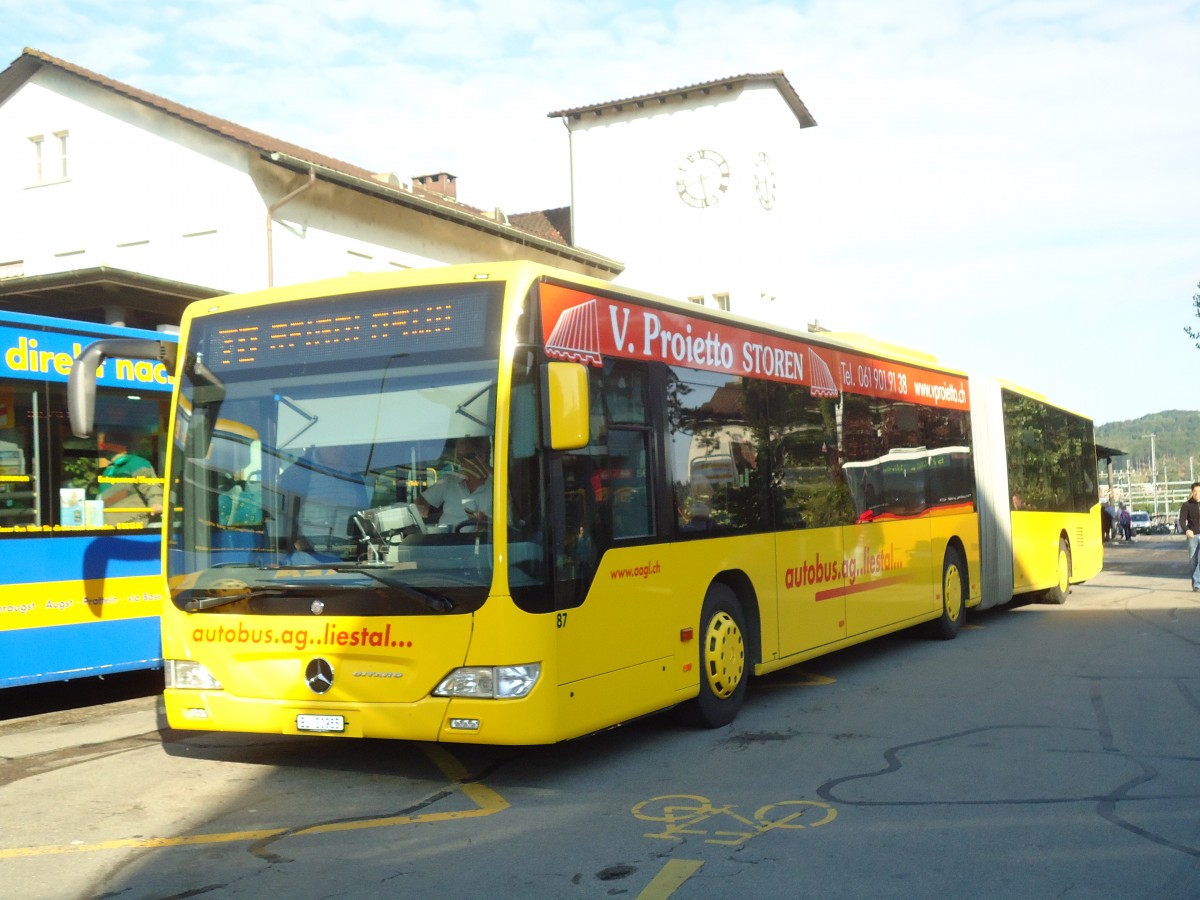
(970, 380), (1103, 605)
(68, 261), (1099, 744)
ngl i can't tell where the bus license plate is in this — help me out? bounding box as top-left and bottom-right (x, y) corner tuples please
(297, 714), (345, 733)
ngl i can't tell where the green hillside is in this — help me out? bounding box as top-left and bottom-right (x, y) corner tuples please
(1095, 410), (1200, 477)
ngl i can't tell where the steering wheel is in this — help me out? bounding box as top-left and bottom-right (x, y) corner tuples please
(454, 517), (488, 534)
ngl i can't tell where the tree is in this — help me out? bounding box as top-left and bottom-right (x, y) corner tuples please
(1185, 281), (1200, 347)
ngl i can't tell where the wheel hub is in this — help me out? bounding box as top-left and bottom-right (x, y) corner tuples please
(943, 564), (962, 622)
(704, 610), (745, 699)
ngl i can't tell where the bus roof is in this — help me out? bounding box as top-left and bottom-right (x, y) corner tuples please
(178, 260), (970, 379)
(988, 377), (1093, 420)
(0, 307), (176, 340)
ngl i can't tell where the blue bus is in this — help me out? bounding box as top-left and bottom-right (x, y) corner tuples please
(0, 310), (173, 688)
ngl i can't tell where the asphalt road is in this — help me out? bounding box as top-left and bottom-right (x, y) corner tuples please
(1, 535), (1198, 899)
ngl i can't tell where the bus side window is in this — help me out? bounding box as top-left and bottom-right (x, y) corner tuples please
(608, 430), (651, 540)
(771, 384), (851, 529)
(668, 367), (775, 536)
(0, 419), (34, 528)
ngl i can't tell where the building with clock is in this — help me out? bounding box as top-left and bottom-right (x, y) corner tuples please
(0, 52), (813, 332)
(549, 72), (816, 323)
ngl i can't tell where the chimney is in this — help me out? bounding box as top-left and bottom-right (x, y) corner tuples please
(412, 172), (457, 201)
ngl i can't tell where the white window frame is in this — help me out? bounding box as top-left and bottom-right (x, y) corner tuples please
(53, 130), (69, 179)
(27, 129), (70, 185)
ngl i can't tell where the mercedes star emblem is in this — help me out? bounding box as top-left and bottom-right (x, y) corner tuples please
(305, 657), (334, 694)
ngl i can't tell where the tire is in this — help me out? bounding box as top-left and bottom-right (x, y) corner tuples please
(1043, 538), (1070, 605)
(925, 547), (965, 640)
(679, 583), (748, 728)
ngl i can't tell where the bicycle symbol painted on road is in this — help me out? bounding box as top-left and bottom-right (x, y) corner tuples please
(632, 794), (836, 846)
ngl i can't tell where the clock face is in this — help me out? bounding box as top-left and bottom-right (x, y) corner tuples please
(754, 152), (776, 210)
(676, 150), (730, 208)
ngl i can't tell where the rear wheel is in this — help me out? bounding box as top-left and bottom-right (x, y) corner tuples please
(925, 547), (965, 640)
(680, 583), (748, 728)
(1043, 538), (1070, 605)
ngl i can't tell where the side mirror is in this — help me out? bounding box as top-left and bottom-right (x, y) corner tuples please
(69, 339), (178, 437)
(543, 361), (590, 450)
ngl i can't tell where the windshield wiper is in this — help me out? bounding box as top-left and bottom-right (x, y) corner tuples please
(183, 564), (456, 613)
(177, 583), (328, 612)
(318, 565), (456, 611)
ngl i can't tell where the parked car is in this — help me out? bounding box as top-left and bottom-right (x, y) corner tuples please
(1130, 510), (1152, 535)
(1148, 514), (1176, 535)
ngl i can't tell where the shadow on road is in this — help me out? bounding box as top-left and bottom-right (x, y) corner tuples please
(0, 669), (162, 722)
(1100, 535), (1191, 580)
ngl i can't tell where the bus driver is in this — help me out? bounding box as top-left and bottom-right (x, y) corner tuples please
(417, 436), (493, 530)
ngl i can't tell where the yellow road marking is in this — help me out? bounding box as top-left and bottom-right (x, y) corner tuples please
(0, 743), (506, 859)
(634, 794), (837, 846)
(757, 670), (835, 688)
(637, 859), (704, 899)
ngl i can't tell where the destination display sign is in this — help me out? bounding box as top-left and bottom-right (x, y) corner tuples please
(194, 283), (501, 371)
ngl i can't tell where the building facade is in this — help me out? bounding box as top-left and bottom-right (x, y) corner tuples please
(0, 49), (620, 329)
(1, 52), (816, 330)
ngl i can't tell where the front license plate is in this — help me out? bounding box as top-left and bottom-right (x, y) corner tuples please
(297, 714), (346, 733)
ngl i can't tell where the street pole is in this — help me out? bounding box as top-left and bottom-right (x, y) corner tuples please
(1142, 433), (1157, 516)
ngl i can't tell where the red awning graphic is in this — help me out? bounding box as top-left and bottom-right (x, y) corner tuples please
(809, 348), (840, 398)
(545, 299), (603, 366)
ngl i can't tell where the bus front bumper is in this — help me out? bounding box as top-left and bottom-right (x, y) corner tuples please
(163, 688), (558, 744)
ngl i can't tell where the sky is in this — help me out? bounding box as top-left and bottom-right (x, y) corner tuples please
(2, 0), (1198, 427)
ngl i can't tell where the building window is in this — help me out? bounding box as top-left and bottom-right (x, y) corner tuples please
(29, 135), (43, 182)
(54, 131), (69, 179)
(713, 292), (731, 312)
(28, 130), (69, 184)
(687, 295), (705, 306)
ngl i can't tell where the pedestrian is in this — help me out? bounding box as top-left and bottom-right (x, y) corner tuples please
(1180, 482), (1200, 592)
(97, 429), (163, 525)
(1118, 504), (1132, 542)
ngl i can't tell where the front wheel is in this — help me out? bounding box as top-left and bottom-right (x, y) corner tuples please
(1043, 538), (1070, 605)
(925, 547), (965, 640)
(679, 583), (748, 728)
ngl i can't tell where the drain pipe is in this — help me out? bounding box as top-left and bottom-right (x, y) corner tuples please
(266, 164), (316, 287)
(559, 116), (576, 248)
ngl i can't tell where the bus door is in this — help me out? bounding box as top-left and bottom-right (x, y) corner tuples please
(551, 360), (666, 687)
(771, 388), (848, 656)
(775, 526), (847, 655)
(842, 448), (933, 635)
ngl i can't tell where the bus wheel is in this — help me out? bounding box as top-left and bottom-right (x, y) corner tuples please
(681, 583), (748, 728)
(925, 548), (965, 640)
(1044, 539), (1070, 605)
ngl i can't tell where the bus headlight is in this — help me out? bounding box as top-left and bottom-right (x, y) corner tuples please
(165, 659), (223, 690)
(433, 663), (540, 699)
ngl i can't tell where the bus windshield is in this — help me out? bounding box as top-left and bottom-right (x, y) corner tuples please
(166, 282), (504, 612)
